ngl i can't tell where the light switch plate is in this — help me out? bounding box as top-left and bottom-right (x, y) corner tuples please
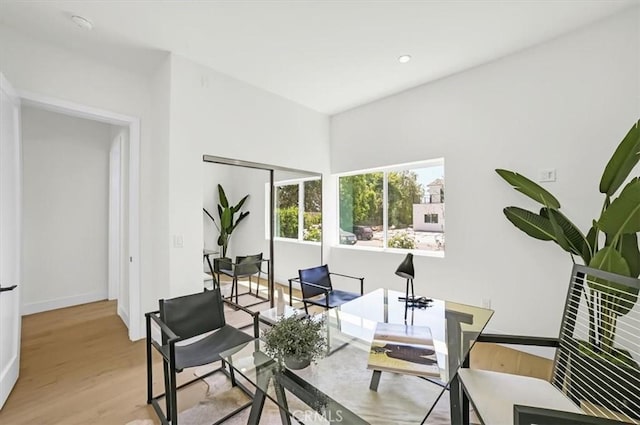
(539, 168), (557, 182)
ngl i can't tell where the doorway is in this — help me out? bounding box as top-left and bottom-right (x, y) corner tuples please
(21, 107), (126, 320)
(18, 92), (141, 341)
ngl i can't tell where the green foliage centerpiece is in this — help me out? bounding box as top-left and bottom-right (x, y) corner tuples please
(496, 119), (640, 358)
(263, 315), (327, 369)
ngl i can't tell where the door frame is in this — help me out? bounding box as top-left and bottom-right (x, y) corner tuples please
(18, 90), (142, 341)
(0, 73), (23, 409)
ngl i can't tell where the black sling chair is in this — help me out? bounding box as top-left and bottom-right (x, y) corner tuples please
(296, 264), (364, 314)
(145, 287), (259, 425)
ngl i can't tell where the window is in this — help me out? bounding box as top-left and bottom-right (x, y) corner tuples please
(339, 172), (383, 247)
(274, 178), (322, 243)
(424, 214), (438, 224)
(303, 179), (322, 242)
(337, 159), (444, 253)
(275, 184), (298, 238)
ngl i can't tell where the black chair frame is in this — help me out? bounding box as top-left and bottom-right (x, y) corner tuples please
(289, 266), (364, 314)
(217, 255), (270, 308)
(145, 290), (260, 425)
(513, 405), (633, 425)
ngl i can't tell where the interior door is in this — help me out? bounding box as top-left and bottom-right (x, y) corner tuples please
(0, 73), (22, 409)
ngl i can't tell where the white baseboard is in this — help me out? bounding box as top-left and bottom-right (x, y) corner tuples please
(117, 304), (130, 328)
(21, 290), (108, 315)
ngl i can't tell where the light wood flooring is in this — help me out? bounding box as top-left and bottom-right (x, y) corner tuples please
(0, 289), (552, 425)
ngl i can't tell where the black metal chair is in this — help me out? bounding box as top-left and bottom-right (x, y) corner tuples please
(217, 253), (264, 305)
(458, 265), (640, 425)
(145, 287), (259, 425)
(513, 405), (633, 425)
(293, 264), (364, 314)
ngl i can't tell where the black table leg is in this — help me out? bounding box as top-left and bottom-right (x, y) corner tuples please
(369, 370), (382, 391)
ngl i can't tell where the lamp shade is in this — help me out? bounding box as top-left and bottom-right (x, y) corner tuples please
(395, 253), (414, 279)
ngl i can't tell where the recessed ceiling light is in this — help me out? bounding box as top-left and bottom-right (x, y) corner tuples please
(71, 15), (94, 30)
(398, 55), (412, 64)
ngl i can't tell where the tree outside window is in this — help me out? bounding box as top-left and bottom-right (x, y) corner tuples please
(338, 160), (444, 252)
(275, 184), (298, 238)
(274, 178), (322, 243)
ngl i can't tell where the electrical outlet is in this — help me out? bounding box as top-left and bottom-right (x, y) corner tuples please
(173, 235), (184, 248)
(482, 297), (492, 309)
(538, 168), (557, 182)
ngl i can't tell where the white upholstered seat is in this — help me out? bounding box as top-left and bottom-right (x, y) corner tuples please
(458, 369), (582, 425)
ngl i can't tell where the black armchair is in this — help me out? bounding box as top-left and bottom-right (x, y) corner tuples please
(290, 264), (364, 314)
(217, 253), (265, 305)
(145, 287), (259, 425)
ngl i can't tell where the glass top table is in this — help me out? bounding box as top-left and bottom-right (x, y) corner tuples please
(221, 288), (493, 424)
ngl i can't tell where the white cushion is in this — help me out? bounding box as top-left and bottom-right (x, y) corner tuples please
(458, 369), (582, 424)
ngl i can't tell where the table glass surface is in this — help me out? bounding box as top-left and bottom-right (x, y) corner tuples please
(221, 288), (493, 424)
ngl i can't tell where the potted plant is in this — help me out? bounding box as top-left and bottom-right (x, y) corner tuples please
(203, 184), (250, 271)
(496, 119), (640, 417)
(262, 315), (327, 369)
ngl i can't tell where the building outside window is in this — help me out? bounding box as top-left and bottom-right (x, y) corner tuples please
(274, 178), (322, 243)
(337, 159), (444, 252)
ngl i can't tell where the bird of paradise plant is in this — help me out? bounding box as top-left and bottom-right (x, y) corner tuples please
(497, 119), (640, 356)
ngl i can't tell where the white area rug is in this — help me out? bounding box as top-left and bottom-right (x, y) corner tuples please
(177, 362), (475, 425)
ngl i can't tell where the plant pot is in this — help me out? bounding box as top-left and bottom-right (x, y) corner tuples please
(567, 344), (640, 420)
(214, 257), (232, 272)
(284, 356), (311, 370)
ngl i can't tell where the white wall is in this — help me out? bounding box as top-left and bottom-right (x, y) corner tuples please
(330, 10), (640, 339)
(21, 107), (111, 314)
(168, 54), (330, 297)
(0, 26), (168, 336)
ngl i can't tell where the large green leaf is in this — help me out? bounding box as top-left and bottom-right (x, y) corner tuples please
(233, 194), (250, 213)
(621, 233), (640, 278)
(588, 247), (636, 318)
(230, 211), (250, 233)
(542, 208), (590, 262)
(221, 208), (232, 230)
(503, 207), (556, 241)
(598, 178), (640, 236)
(542, 208), (572, 253)
(217, 184), (229, 208)
(599, 119), (640, 196)
(496, 169), (561, 208)
(585, 222), (598, 258)
(589, 246), (631, 276)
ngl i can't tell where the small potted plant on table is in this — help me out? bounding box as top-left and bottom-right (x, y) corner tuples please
(263, 315), (327, 370)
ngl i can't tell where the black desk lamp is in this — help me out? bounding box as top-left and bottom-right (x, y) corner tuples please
(396, 253), (415, 320)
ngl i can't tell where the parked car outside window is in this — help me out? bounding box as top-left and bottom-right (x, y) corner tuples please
(352, 225), (373, 240)
(339, 229), (357, 245)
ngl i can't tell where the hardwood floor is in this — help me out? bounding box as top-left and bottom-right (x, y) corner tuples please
(0, 300), (166, 425)
(0, 296), (552, 425)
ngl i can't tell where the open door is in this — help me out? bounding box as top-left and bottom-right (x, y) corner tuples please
(0, 73), (22, 409)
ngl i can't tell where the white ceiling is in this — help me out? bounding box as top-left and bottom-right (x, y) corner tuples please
(0, 1), (637, 114)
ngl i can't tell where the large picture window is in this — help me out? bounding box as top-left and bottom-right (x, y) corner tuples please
(274, 178), (322, 243)
(337, 159), (444, 253)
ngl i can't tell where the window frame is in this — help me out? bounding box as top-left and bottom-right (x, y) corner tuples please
(335, 158), (444, 257)
(269, 176), (322, 245)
